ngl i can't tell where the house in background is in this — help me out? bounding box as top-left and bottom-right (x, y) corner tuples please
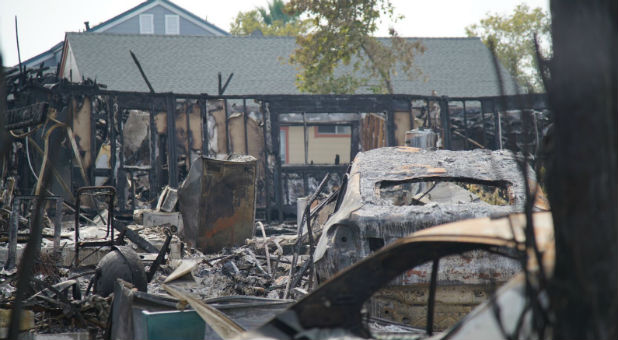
(17, 0), (227, 74)
(58, 32), (520, 165)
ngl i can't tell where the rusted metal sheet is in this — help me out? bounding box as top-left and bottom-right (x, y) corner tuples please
(178, 155), (257, 253)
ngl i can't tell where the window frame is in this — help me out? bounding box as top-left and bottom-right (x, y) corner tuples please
(314, 125), (352, 138)
(165, 14), (180, 35)
(139, 14), (154, 34)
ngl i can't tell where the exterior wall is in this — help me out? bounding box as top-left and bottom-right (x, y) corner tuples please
(101, 5), (217, 36)
(61, 43), (81, 82)
(285, 126), (351, 164)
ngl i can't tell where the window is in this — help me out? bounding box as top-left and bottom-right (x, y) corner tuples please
(139, 14), (154, 34)
(165, 15), (179, 35)
(316, 125), (351, 136)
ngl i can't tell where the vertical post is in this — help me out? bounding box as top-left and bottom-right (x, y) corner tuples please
(462, 100), (469, 150)
(302, 111), (309, 196)
(149, 105), (158, 206)
(270, 110), (283, 222)
(492, 100), (502, 149)
(185, 101), (192, 168)
(261, 102), (271, 223)
(5, 199), (19, 270)
(243, 99), (249, 155)
(89, 96), (96, 186)
(74, 193), (81, 267)
(200, 98), (209, 157)
(427, 258), (440, 335)
(386, 110), (395, 146)
(224, 99), (230, 154)
(166, 95), (178, 187)
(408, 100), (414, 130)
(480, 100), (488, 148)
(439, 96), (452, 149)
(108, 98), (117, 189)
(117, 106), (127, 210)
(350, 120), (360, 161)
(303, 113), (308, 164)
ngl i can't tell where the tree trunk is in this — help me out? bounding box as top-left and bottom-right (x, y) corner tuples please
(547, 0), (618, 338)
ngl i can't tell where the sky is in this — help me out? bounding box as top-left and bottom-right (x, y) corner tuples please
(0, 0), (549, 67)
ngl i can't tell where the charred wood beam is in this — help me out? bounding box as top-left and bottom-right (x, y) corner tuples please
(271, 111), (283, 222)
(129, 50), (155, 94)
(146, 230), (172, 282)
(386, 110), (395, 146)
(480, 100), (489, 148)
(225, 99), (230, 154)
(200, 98), (209, 156)
(149, 106), (159, 206)
(243, 99), (249, 154)
(492, 100), (502, 150)
(462, 101), (469, 150)
(6, 102), (48, 130)
(218, 72), (234, 95)
(439, 96), (452, 149)
(113, 220), (159, 253)
(107, 98), (117, 190)
(166, 95), (178, 187)
(89, 98), (97, 187)
(350, 121), (360, 160)
(185, 101), (192, 168)
(261, 101), (271, 223)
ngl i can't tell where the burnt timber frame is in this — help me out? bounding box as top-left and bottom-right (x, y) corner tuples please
(8, 82), (548, 222)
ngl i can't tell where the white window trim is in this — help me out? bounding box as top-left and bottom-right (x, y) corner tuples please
(317, 125), (351, 135)
(165, 14), (180, 35)
(139, 14), (154, 34)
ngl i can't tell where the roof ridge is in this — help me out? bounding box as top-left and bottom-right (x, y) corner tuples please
(67, 32), (477, 41)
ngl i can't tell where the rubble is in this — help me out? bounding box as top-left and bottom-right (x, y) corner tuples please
(0, 61), (553, 338)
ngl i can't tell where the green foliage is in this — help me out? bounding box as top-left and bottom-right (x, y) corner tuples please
(230, 0), (310, 36)
(287, 0), (424, 94)
(466, 3), (551, 92)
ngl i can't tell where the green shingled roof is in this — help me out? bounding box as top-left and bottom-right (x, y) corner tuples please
(64, 32), (519, 97)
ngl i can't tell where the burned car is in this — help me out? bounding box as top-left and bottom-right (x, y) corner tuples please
(238, 212), (554, 340)
(313, 146), (548, 328)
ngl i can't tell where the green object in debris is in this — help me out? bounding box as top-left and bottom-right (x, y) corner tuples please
(137, 310), (205, 340)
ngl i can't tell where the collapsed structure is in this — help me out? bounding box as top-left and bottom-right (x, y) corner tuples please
(0, 5), (553, 337)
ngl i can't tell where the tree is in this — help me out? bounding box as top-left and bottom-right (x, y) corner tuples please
(546, 0), (618, 338)
(230, 0), (310, 36)
(466, 4), (550, 92)
(286, 0), (424, 94)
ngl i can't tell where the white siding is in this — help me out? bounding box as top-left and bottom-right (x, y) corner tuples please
(61, 42), (81, 82)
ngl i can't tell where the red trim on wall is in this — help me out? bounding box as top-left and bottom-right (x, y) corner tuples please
(280, 126), (290, 164)
(313, 126), (351, 138)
